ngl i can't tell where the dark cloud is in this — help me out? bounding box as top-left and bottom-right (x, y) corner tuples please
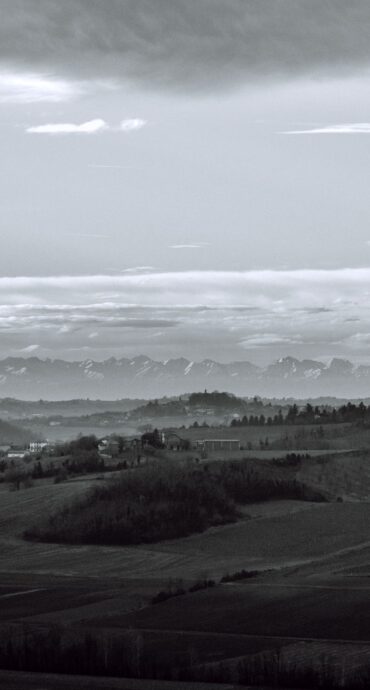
(1, 0), (370, 90)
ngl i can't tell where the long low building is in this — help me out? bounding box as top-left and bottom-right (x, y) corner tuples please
(196, 439), (241, 451)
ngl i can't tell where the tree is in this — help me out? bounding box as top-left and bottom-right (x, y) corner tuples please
(5, 467), (28, 490)
(141, 428), (164, 449)
(286, 404), (298, 424)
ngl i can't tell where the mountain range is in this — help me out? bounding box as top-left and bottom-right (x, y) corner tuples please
(0, 355), (370, 400)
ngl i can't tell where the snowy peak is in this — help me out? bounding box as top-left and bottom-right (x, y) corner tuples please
(0, 355), (367, 399)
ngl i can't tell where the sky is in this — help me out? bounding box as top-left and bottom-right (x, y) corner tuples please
(1, 0), (370, 364)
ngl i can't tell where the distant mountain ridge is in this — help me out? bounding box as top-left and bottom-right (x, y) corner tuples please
(0, 355), (370, 399)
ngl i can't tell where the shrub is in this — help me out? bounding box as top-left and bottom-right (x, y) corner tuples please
(220, 569), (259, 583)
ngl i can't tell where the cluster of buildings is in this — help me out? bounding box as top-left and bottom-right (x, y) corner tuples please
(1, 433), (242, 464)
(1, 440), (53, 461)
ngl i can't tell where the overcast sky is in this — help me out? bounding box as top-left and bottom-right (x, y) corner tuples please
(2, 0), (370, 364)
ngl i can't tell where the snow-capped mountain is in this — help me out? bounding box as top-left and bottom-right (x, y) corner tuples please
(0, 355), (369, 399)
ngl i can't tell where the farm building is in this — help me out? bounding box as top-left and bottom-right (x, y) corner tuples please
(29, 441), (48, 454)
(6, 448), (28, 459)
(196, 439), (241, 452)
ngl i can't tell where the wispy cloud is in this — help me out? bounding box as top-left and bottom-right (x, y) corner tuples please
(0, 71), (83, 103)
(283, 123), (370, 135)
(63, 233), (111, 239)
(241, 334), (302, 348)
(170, 243), (210, 249)
(18, 344), (40, 353)
(88, 164), (138, 170)
(26, 118), (147, 135)
(120, 118), (146, 132)
(120, 266), (156, 274)
(27, 118), (108, 135)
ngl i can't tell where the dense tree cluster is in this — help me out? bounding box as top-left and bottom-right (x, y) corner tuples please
(24, 458), (325, 546)
(188, 391), (242, 409)
(58, 434), (99, 455)
(38, 435), (105, 479)
(141, 428), (165, 449)
(25, 462), (237, 545)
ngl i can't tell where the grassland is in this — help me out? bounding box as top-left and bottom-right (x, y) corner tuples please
(1, 441), (370, 687)
(178, 422), (351, 447)
(1, 454), (370, 579)
(106, 578), (370, 641)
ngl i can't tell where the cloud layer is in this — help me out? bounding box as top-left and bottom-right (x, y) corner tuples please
(2, 1), (370, 90)
(2, 269), (370, 362)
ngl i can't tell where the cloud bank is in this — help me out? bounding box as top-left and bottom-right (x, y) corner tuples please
(1, 269), (370, 362)
(2, 1), (370, 91)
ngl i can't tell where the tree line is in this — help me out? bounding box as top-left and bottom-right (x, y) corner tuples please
(231, 401), (370, 427)
(1, 623), (369, 688)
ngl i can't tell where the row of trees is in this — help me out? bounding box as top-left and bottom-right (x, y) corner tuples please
(2, 622), (369, 687)
(231, 401), (370, 427)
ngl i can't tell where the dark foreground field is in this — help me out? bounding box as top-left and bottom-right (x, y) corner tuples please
(0, 670), (246, 689)
(0, 452), (370, 687)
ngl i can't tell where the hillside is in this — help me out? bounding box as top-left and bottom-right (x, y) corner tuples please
(24, 459), (326, 546)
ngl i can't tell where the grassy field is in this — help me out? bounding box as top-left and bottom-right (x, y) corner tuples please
(104, 578), (370, 640)
(297, 451), (370, 499)
(1, 457), (370, 578)
(0, 475), (103, 538)
(1, 449), (370, 686)
(178, 422), (351, 447)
